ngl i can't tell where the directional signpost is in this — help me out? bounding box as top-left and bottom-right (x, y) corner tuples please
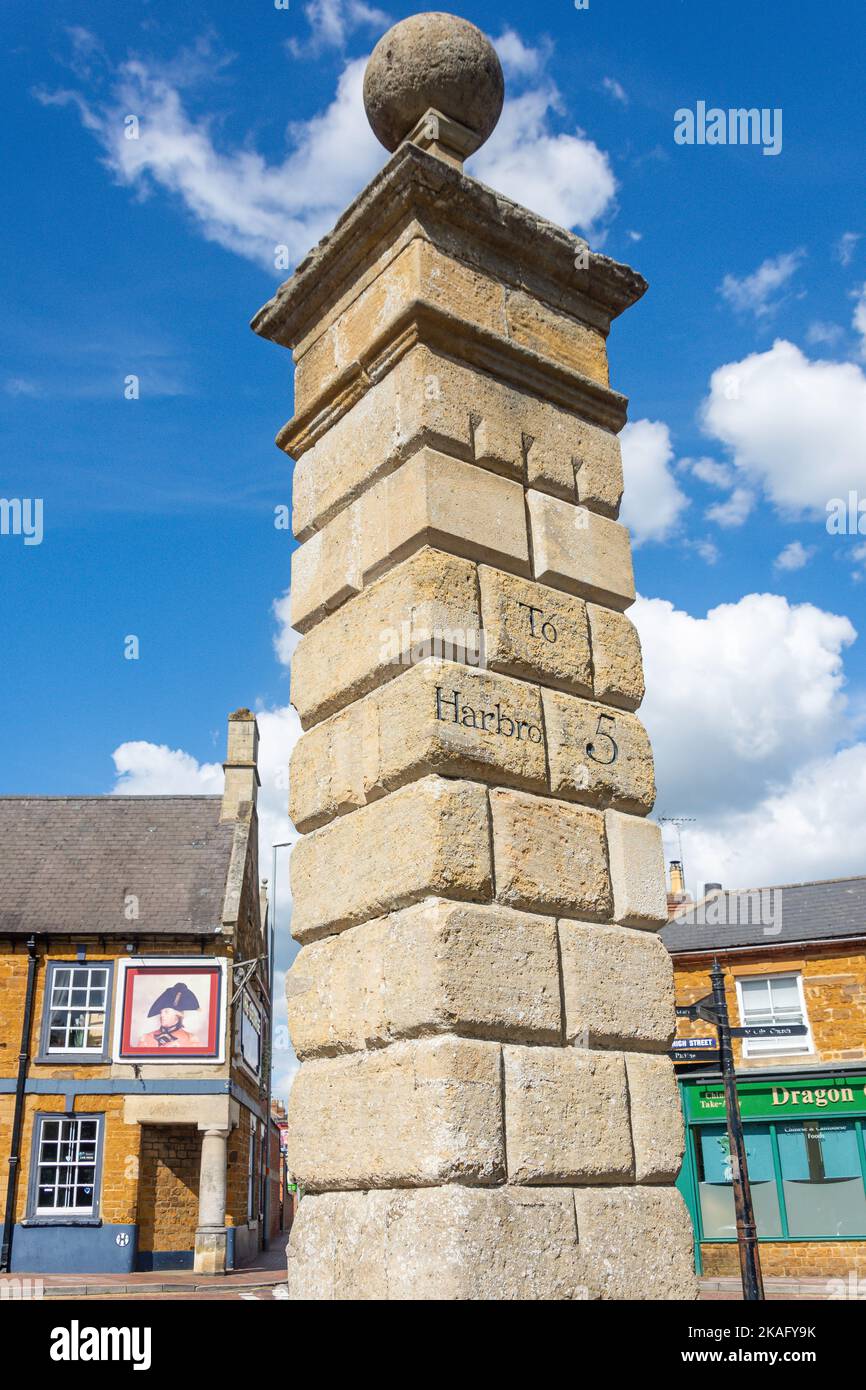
(708, 958), (765, 1302)
(730, 1024), (807, 1039)
(671, 971), (765, 1299)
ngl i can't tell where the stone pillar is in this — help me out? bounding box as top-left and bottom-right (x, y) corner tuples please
(253, 11), (697, 1300)
(194, 1127), (229, 1275)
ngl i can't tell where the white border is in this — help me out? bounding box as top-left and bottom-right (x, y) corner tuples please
(734, 971), (814, 1059)
(112, 956), (227, 1065)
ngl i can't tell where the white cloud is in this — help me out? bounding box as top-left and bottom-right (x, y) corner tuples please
(774, 540), (815, 571)
(493, 29), (550, 79)
(38, 52), (383, 271)
(619, 419), (689, 545)
(806, 320), (845, 349)
(701, 339), (866, 517)
(470, 86), (616, 235)
(111, 741), (224, 795)
(637, 588), (866, 893)
(634, 591), (857, 822)
(601, 77), (628, 106)
(675, 744), (866, 891)
(287, 0), (389, 55)
(686, 456), (733, 489)
(705, 485), (755, 529)
(835, 231), (861, 267)
(718, 249), (805, 319)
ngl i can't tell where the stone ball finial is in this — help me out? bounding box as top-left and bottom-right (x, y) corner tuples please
(363, 12), (504, 156)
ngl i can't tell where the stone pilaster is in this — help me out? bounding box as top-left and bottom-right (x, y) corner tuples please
(254, 12), (697, 1301)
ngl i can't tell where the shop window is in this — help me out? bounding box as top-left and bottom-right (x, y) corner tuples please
(735, 973), (812, 1057)
(38, 961), (113, 1060)
(29, 1114), (103, 1220)
(695, 1123), (782, 1239)
(777, 1121), (866, 1237)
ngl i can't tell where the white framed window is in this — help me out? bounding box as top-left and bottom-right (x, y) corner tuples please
(31, 1114), (103, 1218)
(42, 963), (112, 1057)
(735, 973), (813, 1058)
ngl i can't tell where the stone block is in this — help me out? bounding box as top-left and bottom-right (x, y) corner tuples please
(284, 1037), (504, 1190)
(289, 449), (528, 631)
(572, 1186), (698, 1300)
(587, 603), (645, 711)
(527, 490), (635, 610)
(624, 1053), (685, 1183)
(504, 1047), (633, 1184)
(290, 658), (546, 831)
(525, 416), (623, 518)
(604, 809), (668, 929)
(490, 788), (612, 921)
(504, 288), (609, 386)
(541, 690), (655, 814)
(286, 1185), (587, 1301)
(293, 239), (511, 414)
(359, 447), (530, 582)
(478, 566), (593, 695)
(290, 775), (492, 942)
(289, 503), (363, 633)
(288, 346), (478, 542)
(286, 898), (562, 1057)
(558, 920), (675, 1051)
(290, 547), (482, 728)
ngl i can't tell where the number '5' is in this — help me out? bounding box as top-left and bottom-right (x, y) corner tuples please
(586, 713), (618, 765)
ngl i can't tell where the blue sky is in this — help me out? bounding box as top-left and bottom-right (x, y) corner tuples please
(3, 0), (866, 1096)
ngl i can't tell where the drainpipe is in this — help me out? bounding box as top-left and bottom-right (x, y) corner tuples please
(264, 841), (291, 1251)
(1, 936), (38, 1272)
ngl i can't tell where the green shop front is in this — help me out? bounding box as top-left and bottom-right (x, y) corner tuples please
(677, 1073), (866, 1279)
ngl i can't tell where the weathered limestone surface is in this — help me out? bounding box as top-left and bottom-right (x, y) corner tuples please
(490, 788), (612, 920)
(572, 1187), (697, 1300)
(255, 10), (694, 1301)
(290, 547), (481, 729)
(290, 447), (529, 632)
(528, 489), (635, 609)
(605, 809), (669, 929)
(290, 658), (546, 830)
(541, 689), (655, 813)
(526, 414), (623, 516)
(290, 776), (492, 942)
(504, 1048), (633, 1185)
(287, 1186), (588, 1300)
(288, 347), (627, 543)
(479, 566), (593, 695)
(587, 603), (645, 711)
(292, 237), (611, 416)
(286, 898), (562, 1056)
(285, 1037), (505, 1191)
(624, 1053), (686, 1183)
(558, 920), (675, 1051)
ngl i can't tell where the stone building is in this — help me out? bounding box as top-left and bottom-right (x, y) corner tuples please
(663, 874), (866, 1280)
(0, 710), (275, 1275)
(256, 13), (696, 1299)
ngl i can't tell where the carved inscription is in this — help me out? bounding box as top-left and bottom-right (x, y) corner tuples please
(517, 602), (558, 644)
(435, 686), (543, 744)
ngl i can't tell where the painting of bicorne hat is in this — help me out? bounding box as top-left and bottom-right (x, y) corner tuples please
(116, 962), (223, 1060)
(147, 982), (201, 1017)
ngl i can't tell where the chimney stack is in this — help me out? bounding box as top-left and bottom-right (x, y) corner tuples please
(220, 708), (260, 822)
